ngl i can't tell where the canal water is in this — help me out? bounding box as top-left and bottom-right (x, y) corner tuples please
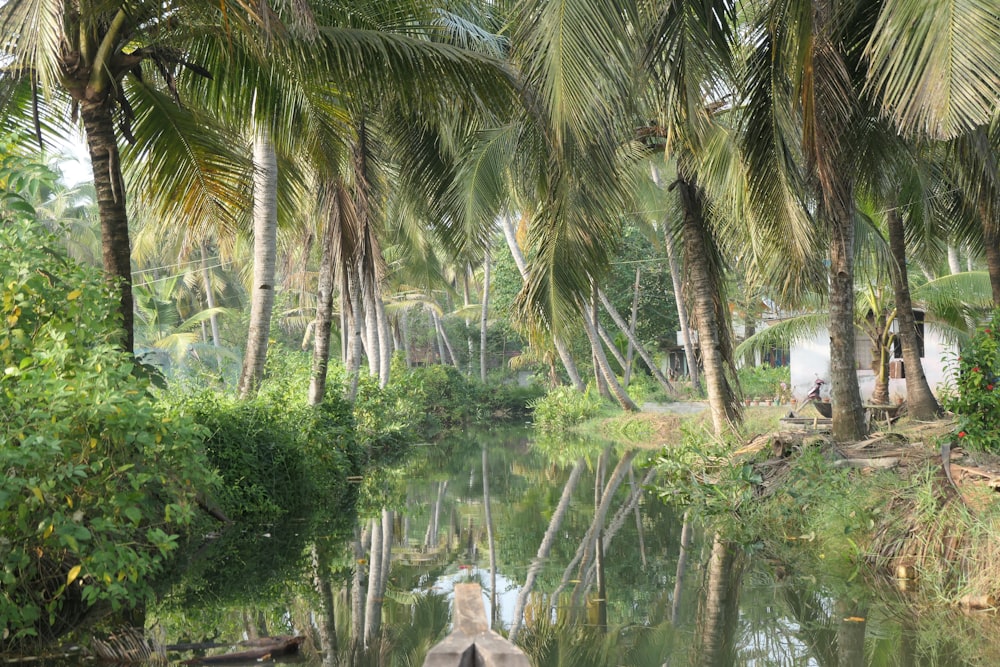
(147, 428), (1000, 666)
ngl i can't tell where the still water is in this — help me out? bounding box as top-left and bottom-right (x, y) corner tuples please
(149, 428), (1000, 666)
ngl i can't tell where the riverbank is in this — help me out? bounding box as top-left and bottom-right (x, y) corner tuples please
(590, 405), (1000, 610)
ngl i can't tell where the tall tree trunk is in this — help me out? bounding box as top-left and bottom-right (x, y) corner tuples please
(401, 309), (412, 368)
(309, 190), (339, 406)
(346, 274), (363, 402)
(676, 175), (740, 435)
(870, 327), (890, 406)
(363, 279), (379, 378)
(812, 0), (866, 441)
(623, 268), (641, 387)
(375, 294), (391, 387)
(980, 202), (1000, 306)
(509, 459), (586, 643)
(436, 312), (458, 366)
(598, 290), (676, 396)
(238, 133), (278, 398)
(480, 252), (491, 383)
(597, 321), (628, 371)
(431, 309), (447, 364)
(582, 298), (637, 411)
(200, 242), (221, 348)
(500, 215), (585, 391)
(81, 99), (134, 354)
(886, 209), (941, 418)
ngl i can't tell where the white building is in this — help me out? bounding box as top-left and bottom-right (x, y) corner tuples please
(789, 312), (957, 404)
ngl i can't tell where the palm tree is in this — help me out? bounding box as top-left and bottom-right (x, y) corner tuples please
(0, 0), (267, 353)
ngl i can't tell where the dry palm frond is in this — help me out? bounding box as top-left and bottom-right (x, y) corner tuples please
(91, 627), (166, 664)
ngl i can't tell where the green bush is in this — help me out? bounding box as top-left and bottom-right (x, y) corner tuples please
(942, 312), (1000, 452)
(530, 386), (606, 432)
(736, 364), (790, 400)
(0, 222), (215, 647)
(177, 352), (363, 521)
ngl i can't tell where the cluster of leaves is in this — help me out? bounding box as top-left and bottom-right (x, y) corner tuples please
(174, 353), (363, 522)
(942, 311), (1000, 452)
(376, 362), (542, 440)
(736, 364), (790, 401)
(0, 222), (215, 647)
(529, 385), (607, 433)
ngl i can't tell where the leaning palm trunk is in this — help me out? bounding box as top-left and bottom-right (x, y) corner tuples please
(886, 209), (941, 418)
(500, 215), (585, 391)
(582, 300), (637, 411)
(567, 449), (639, 614)
(676, 175), (740, 435)
(623, 268), (640, 387)
(238, 133), (278, 399)
(598, 290), (676, 396)
(508, 458), (586, 643)
(81, 100), (135, 353)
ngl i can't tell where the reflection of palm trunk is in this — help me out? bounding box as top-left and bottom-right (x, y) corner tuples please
(567, 450), (640, 613)
(350, 525), (368, 646)
(363, 518), (382, 646)
(312, 545), (338, 667)
(425, 481), (448, 549)
(509, 459), (586, 643)
(671, 512), (692, 625)
(697, 535), (742, 667)
(481, 253), (490, 383)
(482, 448), (498, 625)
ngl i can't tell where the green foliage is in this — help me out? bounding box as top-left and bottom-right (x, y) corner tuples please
(736, 364), (790, 400)
(175, 352), (362, 522)
(530, 386), (607, 433)
(941, 312), (1000, 452)
(0, 222), (215, 647)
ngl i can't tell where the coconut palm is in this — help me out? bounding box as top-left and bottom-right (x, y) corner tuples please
(0, 0), (268, 353)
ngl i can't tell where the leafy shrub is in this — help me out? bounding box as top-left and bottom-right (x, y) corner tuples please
(0, 222), (215, 647)
(530, 386), (606, 432)
(736, 364), (790, 400)
(942, 313), (1000, 452)
(177, 351), (362, 521)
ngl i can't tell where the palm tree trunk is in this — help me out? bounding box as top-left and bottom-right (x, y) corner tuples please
(980, 203), (1000, 306)
(480, 252), (490, 383)
(886, 209), (941, 418)
(200, 242), (221, 348)
(826, 200), (867, 441)
(597, 321), (628, 371)
(598, 290), (676, 396)
(309, 192), (339, 406)
(436, 312), (458, 366)
(238, 133), (278, 399)
(582, 299), (637, 410)
(81, 99), (134, 354)
(346, 274), (363, 402)
(509, 458), (586, 643)
(363, 278), (379, 377)
(623, 268), (640, 387)
(676, 175), (740, 435)
(500, 215), (585, 391)
(400, 309), (412, 368)
(375, 294), (391, 387)
(947, 243), (963, 275)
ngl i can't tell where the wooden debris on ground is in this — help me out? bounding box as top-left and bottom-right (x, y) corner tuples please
(181, 636), (304, 665)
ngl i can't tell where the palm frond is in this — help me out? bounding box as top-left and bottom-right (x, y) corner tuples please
(865, 0), (1000, 138)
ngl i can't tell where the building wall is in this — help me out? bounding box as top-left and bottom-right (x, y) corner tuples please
(789, 324), (956, 404)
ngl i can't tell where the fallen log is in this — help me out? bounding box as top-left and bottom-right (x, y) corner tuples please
(182, 637), (304, 665)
